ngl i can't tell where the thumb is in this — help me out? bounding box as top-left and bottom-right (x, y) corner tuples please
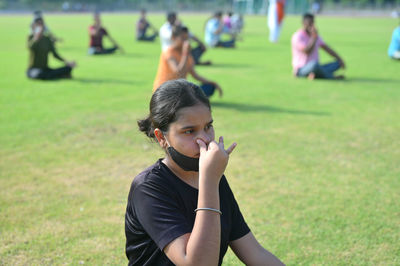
(197, 139), (207, 155)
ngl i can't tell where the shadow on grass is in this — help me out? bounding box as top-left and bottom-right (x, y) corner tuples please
(347, 77), (400, 84)
(74, 77), (135, 85)
(212, 102), (330, 116)
(211, 63), (255, 68)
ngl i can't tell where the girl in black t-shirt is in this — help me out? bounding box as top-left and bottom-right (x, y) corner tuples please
(125, 79), (284, 266)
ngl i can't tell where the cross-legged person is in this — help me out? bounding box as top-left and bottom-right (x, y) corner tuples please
(88, 12), (124, 55)
(136, 9), (158, 42)
(160, 12), (211, 65)
(205, 11), (236, 48)
(154, 26), (222, 98)
(291, 13), (345, 80)
(27, 17), (76, 80)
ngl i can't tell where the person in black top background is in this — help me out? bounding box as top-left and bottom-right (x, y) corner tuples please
(27, 17), (76, 80)
(125, 79), (284, 266)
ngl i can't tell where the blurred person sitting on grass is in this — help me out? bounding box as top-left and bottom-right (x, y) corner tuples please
(205, 11), (236, 48)
(27, 17), (76, 80)
(388, 23), (400, 60)
(136, 9), (158, 42)
(291, 13), (345, 80)
(125, 79), (285, 266)
(160, 12), (211, 65)
(88, 12), (124, 55)
(153, 26), (222, 98)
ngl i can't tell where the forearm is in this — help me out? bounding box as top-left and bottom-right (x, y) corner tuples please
(251, 248), (285, 266)
(52, 50), (65, 62)
(304, 37), (318, 54)
(194, 75), (212, 85)
(107, 36), (119, 47)
(176, 54), (190, 74)
(185, 180), (221, 265)
(325, 46), (341, 60)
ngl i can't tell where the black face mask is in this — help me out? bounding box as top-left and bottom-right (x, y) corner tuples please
(166, 146), (199, 172)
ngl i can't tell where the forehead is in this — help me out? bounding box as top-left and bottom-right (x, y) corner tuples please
(304, 17), (314, 23)
(173, 104), (212, 127)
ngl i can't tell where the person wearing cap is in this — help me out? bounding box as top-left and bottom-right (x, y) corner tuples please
(160, 12), (211, 65)
(27, 17), (76, 80)
(136, 9), (158, 42)
(205, 11), (236, 48)
(88, 12), (124, 55)
(291, 13), (345, 80)
(388, 23), (400, 60)
(153, 26), (222, 97)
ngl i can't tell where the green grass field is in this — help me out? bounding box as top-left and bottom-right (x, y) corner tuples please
(1, 13), (399, 265)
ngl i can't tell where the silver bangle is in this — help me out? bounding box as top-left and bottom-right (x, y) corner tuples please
(194, 207), (222, 215)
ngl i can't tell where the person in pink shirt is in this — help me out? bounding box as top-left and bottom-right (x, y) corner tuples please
(291, 13), (345, 79)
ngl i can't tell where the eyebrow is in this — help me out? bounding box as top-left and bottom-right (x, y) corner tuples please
(179, 119), (213, 130)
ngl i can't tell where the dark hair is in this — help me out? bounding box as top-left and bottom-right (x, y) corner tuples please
(303, 13), (314, 21)
(138, 79), (210, 139)
(215, 11), (223, 17)
(171, 25), (188, 38)
(167, 12), (176, 21)
(34, 17), (43, 23)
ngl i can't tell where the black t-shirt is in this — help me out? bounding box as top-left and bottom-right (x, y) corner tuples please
(125, 159), (250, 266)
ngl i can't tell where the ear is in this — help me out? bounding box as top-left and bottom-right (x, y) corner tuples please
(154, 128), (167, 148)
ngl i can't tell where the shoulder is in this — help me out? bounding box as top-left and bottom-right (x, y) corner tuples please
(163, 47), (177, 59)
(292, 29), (303, 38)
(131, 160), (169, 190)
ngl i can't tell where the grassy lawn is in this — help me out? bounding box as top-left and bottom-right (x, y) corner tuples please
(0, 13), (399, 265)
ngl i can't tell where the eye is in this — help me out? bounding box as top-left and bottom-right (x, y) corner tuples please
(205, 124), (213, 131)
(183, 129), (194, 134)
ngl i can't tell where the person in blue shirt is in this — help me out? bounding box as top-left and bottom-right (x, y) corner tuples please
(388, 25), (400, 60)
(205, 11), (236, 48)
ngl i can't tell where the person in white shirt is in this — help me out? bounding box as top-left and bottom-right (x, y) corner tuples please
(160, 12), (211, 65)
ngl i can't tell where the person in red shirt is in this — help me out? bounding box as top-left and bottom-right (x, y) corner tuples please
(88, 12), (124, 55)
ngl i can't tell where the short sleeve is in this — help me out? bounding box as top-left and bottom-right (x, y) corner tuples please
(292, 33), (307, 51)
(221, 178), (250, 242)
(132, 179), (192, 251)
(101, 28), (108, 36)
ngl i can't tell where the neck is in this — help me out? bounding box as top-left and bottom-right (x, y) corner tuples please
(163, 157), (199, 188)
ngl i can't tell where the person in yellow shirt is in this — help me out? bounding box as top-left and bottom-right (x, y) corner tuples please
(153, 26), (222, 98)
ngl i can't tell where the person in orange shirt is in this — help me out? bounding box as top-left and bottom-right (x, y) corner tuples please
(153, 26), (222, 98)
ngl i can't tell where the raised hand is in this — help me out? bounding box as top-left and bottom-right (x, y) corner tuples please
(197, 137), (236, 185)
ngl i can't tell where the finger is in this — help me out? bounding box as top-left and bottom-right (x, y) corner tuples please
(197, 139), (207, 155)
(226, 142), (237, 155)
(218, 136), (225, 149)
